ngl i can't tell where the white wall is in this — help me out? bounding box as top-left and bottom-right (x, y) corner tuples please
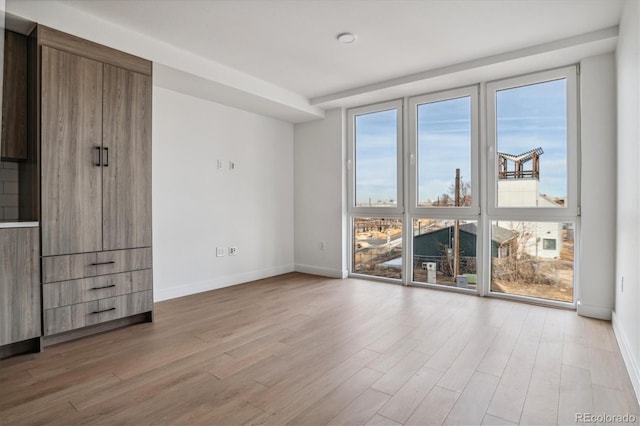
(293, 108), (347, 278)
(578, 53), (617, 319)
(153, 87), (294, 301)
(613, 0), (640, 402)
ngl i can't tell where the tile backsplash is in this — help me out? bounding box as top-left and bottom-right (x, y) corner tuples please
(0, 160), (20, 221)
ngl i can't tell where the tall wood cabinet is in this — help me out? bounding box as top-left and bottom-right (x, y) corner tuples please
(38, 26), (153, 341)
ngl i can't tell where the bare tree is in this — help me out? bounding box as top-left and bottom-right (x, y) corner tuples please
(492, 222), (554, 285)
(448, 179), (471, 199)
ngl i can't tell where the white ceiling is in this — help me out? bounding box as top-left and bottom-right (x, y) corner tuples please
(61, 0), (623, 101)
(6, 0), (624, 121)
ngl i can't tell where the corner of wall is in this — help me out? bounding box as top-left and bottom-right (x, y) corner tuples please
(613, 0), (640, 407)
(293, 108), (347, 279)
(576, 300), (612, 320)
(294, 264), (344, 279)
(613, 311), (640, 405)
(578, 52), (617, 319)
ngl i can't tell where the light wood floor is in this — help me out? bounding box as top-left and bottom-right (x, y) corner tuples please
(1, 273), (638, 425)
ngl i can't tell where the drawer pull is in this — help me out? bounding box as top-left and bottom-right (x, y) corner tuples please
(90, 261), (116, 266)
(90, 284), (116, 290)
(91, 307), (116, 314)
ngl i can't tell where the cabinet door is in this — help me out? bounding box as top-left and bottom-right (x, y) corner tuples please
(102, 65), (152, 250)
(0, 227), (40, 345)
(41, 46), (103, 256)
(1, 30), (28, 160)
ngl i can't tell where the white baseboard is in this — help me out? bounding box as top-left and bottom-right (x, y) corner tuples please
(294, 263), (346, 279)
(612, 311), (640, 406)
(576, 300), (612, 320)
(153, 264), (295, 302)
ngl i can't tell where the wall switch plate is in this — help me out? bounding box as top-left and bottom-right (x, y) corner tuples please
(217, 160), (224, 171)
(229, 246), (238, 256)
(320, 241), (325, 250)
(216, 247), (225, 257)
(229, 161), (236, 171)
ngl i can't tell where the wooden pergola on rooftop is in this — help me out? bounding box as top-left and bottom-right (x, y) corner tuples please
(498, 147), (544, 180)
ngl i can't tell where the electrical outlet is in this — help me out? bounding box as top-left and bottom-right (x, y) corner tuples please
(217, 160), (224, 171)
(216, 247), (225, 257)
(229, 246), (238, 256)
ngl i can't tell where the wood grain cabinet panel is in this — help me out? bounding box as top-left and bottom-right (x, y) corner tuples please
(43, 269), (153, 309)
(43, 300), (100, 336)
(96, 248), (152, 275)
(97, 291), (153, 323)
(0, 228), (41, 345)
(39, 26), (152, 76)
(38, 28), (153, 341)
(41, 46), (103, 256)
(102, 65), (152, 251)
(1, 30), (28, 160)
(42, 253), (98, 283)
(44, 291), (152, 336)
(42, 248), (152, 283)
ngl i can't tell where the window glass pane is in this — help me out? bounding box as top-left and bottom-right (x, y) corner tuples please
(496, 79), (567, 208)
(417, 97), (471, 207)
(412, 218), (477, 288)
(490, 221), (574, 302)
(354, 109), (397, 207)
(353, 217), (402, 279)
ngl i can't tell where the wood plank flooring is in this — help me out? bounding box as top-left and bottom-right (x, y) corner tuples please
(1, 272), (638, 425)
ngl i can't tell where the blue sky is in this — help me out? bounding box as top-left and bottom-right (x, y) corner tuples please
(496, 78), (567, 198)
(417, 96), (471, 204)
(355, 78), (567, 205)
(355, 109), (398, 206)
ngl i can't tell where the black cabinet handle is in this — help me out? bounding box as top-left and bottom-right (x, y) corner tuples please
(90, 284), (116, 290)
(95, 146), (101, 166)
(90, 261), (115, 266)
(103, 147), (109, 167)
(91, 307), (116, 314)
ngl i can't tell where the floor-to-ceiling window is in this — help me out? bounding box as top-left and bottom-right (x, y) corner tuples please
(408, 86), (480, 292)
(486, 67), (578, 305)
(348, 100), (403, 281)
(347, 66), (578, 307)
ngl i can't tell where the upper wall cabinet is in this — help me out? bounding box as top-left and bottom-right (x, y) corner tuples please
(40, 28), (152, 256)
(2, 30), (28, 161)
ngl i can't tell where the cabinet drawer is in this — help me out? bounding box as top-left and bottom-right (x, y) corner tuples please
(95, 248), (152, 276)
(43, 269), (153, 309)
(44, 290), (152, 336)
(42, 253), (97, 284)
(97, 291), (153, 323)
(43, 300), (100, 335)
(43, 247), (152, 283)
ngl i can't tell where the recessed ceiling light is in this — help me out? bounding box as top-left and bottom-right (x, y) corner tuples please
(337, 32), (356, 43)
